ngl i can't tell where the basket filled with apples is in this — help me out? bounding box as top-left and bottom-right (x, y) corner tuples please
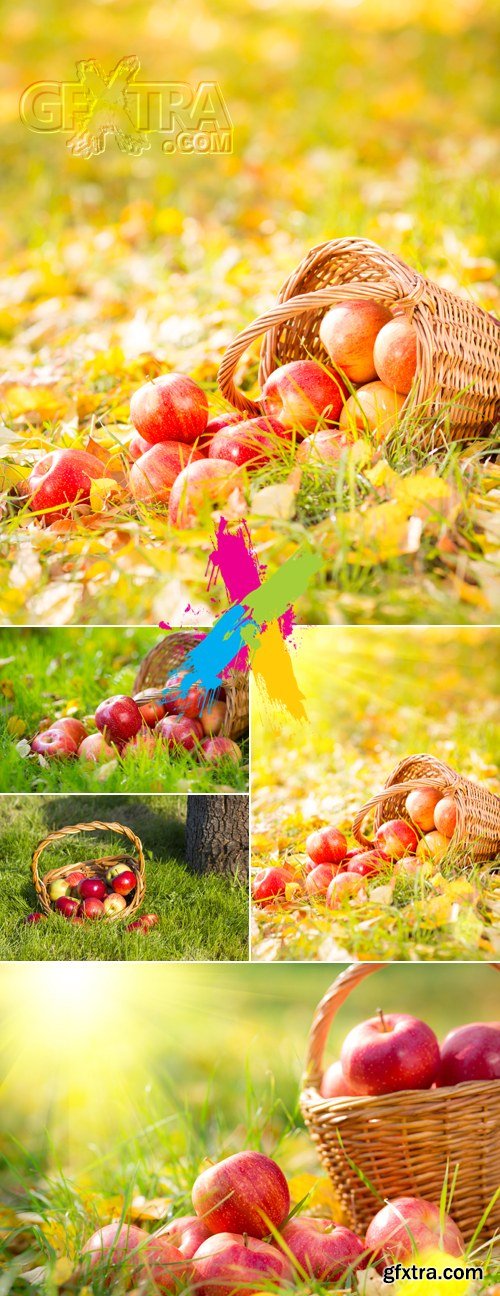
(133, 629), (249, 746)
(32, 820), (146, 923)
(300, 962), (500, 1243)
(352, 753), (500, 864)
(218, 236), (499, 450)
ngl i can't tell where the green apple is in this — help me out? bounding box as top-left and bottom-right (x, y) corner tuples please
(49, 879), (70, 901)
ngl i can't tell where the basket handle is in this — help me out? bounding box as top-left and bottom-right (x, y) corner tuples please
(351, 777), (456, 849)
(217, 279), (419, 415)
(302, 961), (500, 1093)
(32, 820), (145, 900)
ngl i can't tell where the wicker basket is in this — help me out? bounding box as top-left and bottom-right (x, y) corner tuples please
(218, 238), (500, 445)
(133, 631), (249, 741)
(300, 963), (500, 1242)
(351, 754), (500, 863)
(32, 820), (146, 922)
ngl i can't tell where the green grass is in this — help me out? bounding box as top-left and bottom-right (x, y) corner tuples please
(0, 794), (249, 961)
(0, 628), (248, 793)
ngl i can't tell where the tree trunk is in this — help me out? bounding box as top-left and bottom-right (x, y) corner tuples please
(185, 795), (248, 880)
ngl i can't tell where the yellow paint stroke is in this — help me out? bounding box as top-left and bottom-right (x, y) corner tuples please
(251, 619), (307, 726)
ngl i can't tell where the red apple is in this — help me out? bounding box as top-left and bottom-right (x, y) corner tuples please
(282, 1217), (365, 1281)
(55, 896), (80, 918)
(365, 1197), (464, 1264)
(78, 734), (116, 762)
(79, 877), (107, 901)
(103, 893), (127, 916)
(28, 449), (105, 518)
(95, 695), (143, 746)
(112, 869), (136, 896)
(25, 912), (46, 924)
(130, 441), (204, 504)
(320, 1060), (356, 1099)
(405, 787), (442, 833)
(306, 826), (347, 866)
(375, 819), (418, 860)
(127, 919), (147, 932)
(65, 871), (87, 890)
(82, 1222), (148, 1279)
(339, 382), (406, 442)
(297, 430), (354, 464)
(437, 1022), (500, 1085)
(305, 864), (335, 896)
(51, 718), (88, 746)
(125, 727), (158, 755)
(137, 689), (168, 727)
(31, 728), (78, 759)
(192, 1232), (291, 1296)
(252, 866), (293, 903)
(156, 715), (203, 752)
(199, 699), (226, 736)
(262, 359), (348, 433)
(319, 299), (392, 384)
(80, 897), (105, 919)
(433, 797), (457, 839)
(159, 1214), (210, 1259)
(208, 416), (292, 469)
(130, 373), (209, 446)
(198, 737), (241, 764)
(341, 1012), (440, 1095)
(199, 412), (243, 452)
(129, 432), (153, 461)
(374, 317), (417, 395)
(106, 863), (131, 883)
(168, 459), (245, 528)
(162, 671), (206, 719)
(192, 1150), (290, 1238)
(416, 831), (450, 863)
(140, 913), (159, 930)
(326, 872), (364, 907)
(347, 851), (386, 878)
(135, 1238), (186, 1292)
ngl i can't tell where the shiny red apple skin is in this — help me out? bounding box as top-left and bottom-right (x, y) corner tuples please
(306, 826), (347, 866)
(130, 441), (204, 504)
(66, 871), (86, 889)
(162, 671), (205, 719)
(199, 699), (226, 736)
(192, 1150), (290, 1239)
(320, 1060), (356, 1099)
(31, 727), (78, 759)
(129, 432), (153, 461)
(168, 458), (245, 528)
(82, 1222), (148, 1278)
(347, 850), (387, 878)
(319, 299), (393, 384)
(374, 819), (419, 859)
(140, 913), (159, 930)
(159, 1214), (210, 1259)
(51, 718), (88, 746)
(55, 896), (80, 918)
(95, 695), (143, 746)
(199, 412), (243, 452)
(433, 797), (457, 839)
(79, 877), (106, 901)
(80, 897), (105, 919)
(192, 1232), (291, 1296)
(127, 919), (147, 932)
(130, 373), (209, 446)
(78, 733), (116, 762)
(341, 1012), (440, 1095)
(137, 689), (168, 727)
(156, 715), (203, 752)
(208, 416), (292, 469)
(437, 1022), (500, 1085)
(282, 1217), (365, 1281)
(28, 450), (105, 518)
(297, 430), (354, 464)
(365, 1197), (464, 1264)
(262, 359), (348, 432)
(305, 864), (335, 896)
(112, 869), (136, 896)
(252, 866), (293, 903)
(135, 1237), (187, 1292)
(198, 737), (241, 764)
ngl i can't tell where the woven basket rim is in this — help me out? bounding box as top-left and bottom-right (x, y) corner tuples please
(133, 631), (249, 741)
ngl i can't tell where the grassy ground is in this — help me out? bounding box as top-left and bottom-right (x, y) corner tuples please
(1, 963), (499, 1292)
(0, 628), (248, 793)
(0, 794), (249, 961)
(251, 626), (500, 962)
(0, 0), (498, 626)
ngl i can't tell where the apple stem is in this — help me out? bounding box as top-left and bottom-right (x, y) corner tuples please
(243, 1232), (248, 1248)
(377, 1007), (389, 1032)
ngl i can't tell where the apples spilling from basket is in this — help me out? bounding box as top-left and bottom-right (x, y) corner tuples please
(28, 676), (241, 766)
(80, 1148), (469, 1292)
(253, 786), (460, 909)
(22, 300), (416, 527)
(43, 863), (143, 923)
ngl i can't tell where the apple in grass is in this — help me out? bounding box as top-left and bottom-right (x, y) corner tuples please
(198, 411), (243, 452)
(156, 715), (203, 752)
(27, 449), (106, 518)
(365, 1197), (464, 1264)
(192, 1150), (290, 1238)
(433, 797), (457, 839)
(326, 872), (364, 907)
(198, 737), (241, 764)
(192, 1233), (292, 1296)
(319, 299), (393, 384)
(262, 359), (348, 433)
(437, 1022), (500, 1085)
(51, 718), (88, 746)
(31, 728), (78, 759)
(306, 826), (347, 866)
(374, 316), (418, 395)
(128, 431), (153, 461)
(162, 671), (205, 719)
(405, 787), (442, 833)
(416, 831), (451, 863)
(130, 373), (209, 446)
(320, 1060), (356, 1098)
(297, 430), (354, 464)
(341, 1011), (440, 1095)
(282, 1217), (365, 1281)
(82, 1222), (148, 1280)
(305, 864), (336, 896)
(347, 851), (387, 878)
(130, 441), (204, 505)
(159, 1214), (210, 1260)
(168, 458), (245, 529)
(340, 382), (406, 442)
(375, 819), (419, 859)
(208, 416), (292, 469)
(25, 912), (46, 924)
(78, 733), (116, 762)
(253, 866), (294, 903)
(95, 695), (143, 747)
(137, 689), (168, 727)
(135, 1237), (187, 1292)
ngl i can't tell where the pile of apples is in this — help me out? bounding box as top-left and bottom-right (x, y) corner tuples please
(42, 861), (142, 923)
(22, 300), (416, 528)
(29, 676), (241, 767)
(253, 785), (460, 911)
(81, 1147), (469, 1292)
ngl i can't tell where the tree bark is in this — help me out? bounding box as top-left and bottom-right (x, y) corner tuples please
(185, 795), (248, 880)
